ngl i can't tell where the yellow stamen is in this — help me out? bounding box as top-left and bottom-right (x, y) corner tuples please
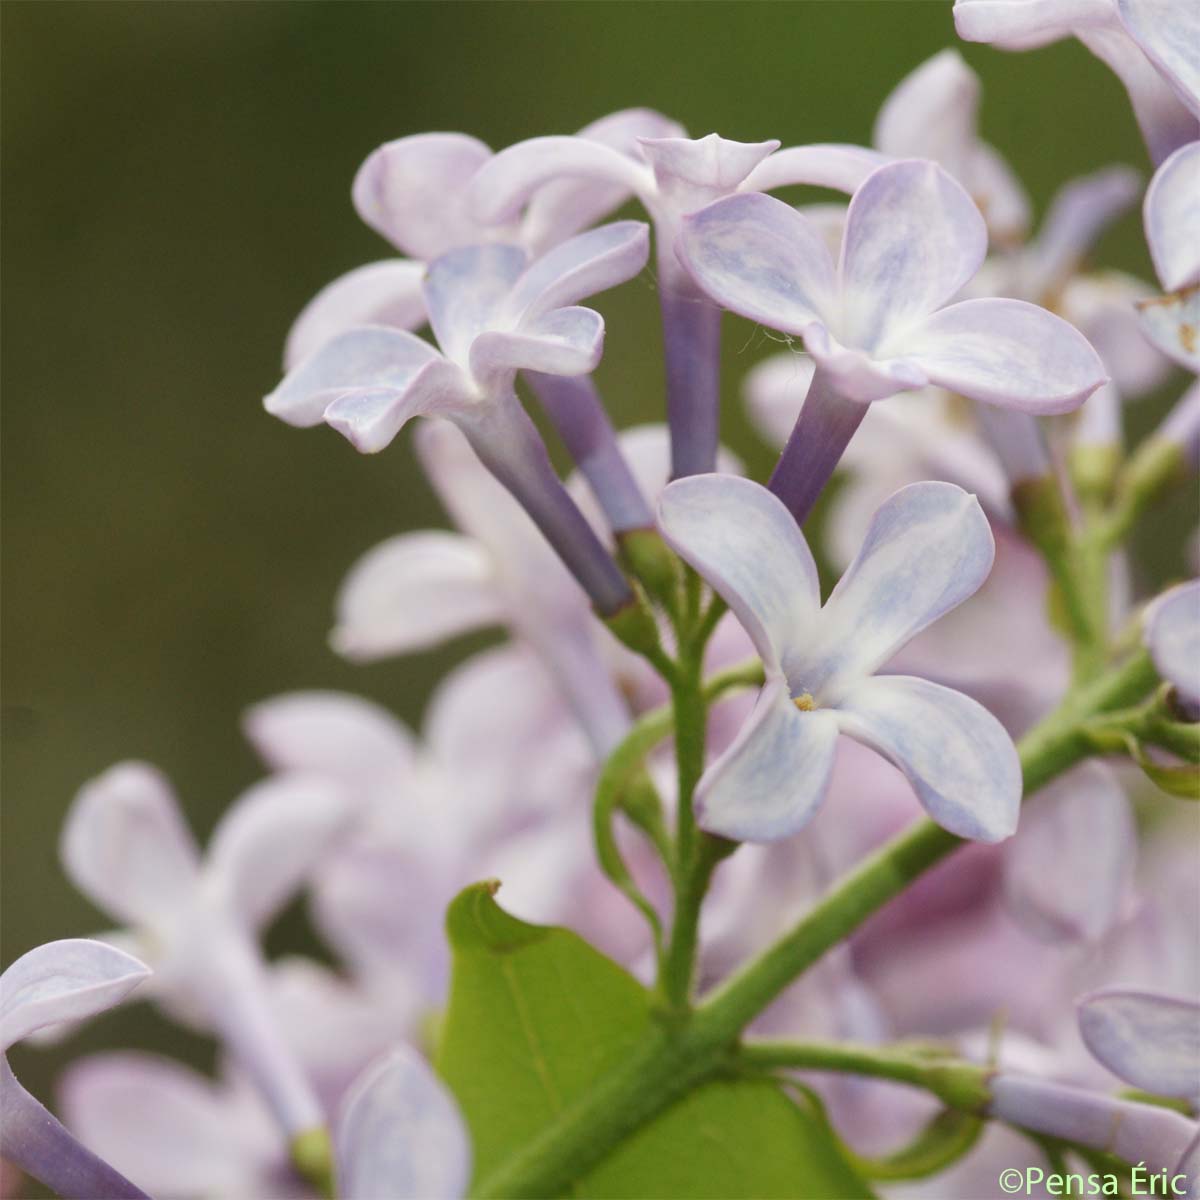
(793, 692), (815, 712)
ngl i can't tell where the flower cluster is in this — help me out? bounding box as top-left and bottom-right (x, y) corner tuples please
(5, 4), (1200, 1199)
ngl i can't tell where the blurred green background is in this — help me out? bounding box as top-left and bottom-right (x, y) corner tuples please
(2, 0), (1188, 1119)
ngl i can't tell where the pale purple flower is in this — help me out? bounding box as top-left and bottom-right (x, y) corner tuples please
(954, 0), (1199, 164)
(678, 160), (1107, 521)
(468, 126), (885, 477)
(987, 1073), (1197, 1177)
(336, 1048), (470, 1200)
(1003, 762), (1136, 944)
(1, 940), (150, 1200)
(330, 418), (631, 755)
(1145, 578), (1200, 710)
(245, 666), (653, 998)
(60, 761), (352, 1139)
(657, 475), (1021, 842)
(60, 1053), (298, 1200)
(873, 49), (1031, 243)
(266, 222), (650, 615)
(1078, 988), (1200, 1100)
(286, 115), (672, 536)
(1139, 140), (1200, 372)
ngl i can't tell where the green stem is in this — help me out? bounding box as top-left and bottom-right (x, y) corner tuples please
(476, 651), (1156, 1199)
(1095, 436), (1187, 549)
(737, 1040), (991, 1111)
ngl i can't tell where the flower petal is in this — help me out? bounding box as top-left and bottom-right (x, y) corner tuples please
(329, 532), (503, 661)
(264, 325), (447, 428)
(810, 482), (994, 696)
(423, 244), (527, 364)
(336, 1047), (471, 1200)
(352, 133), (498, 259)
(969, 141), (1033, 244)
(322, 364), (465, 454)
(501, 221), (649, 324)
(469, 136), (653, 228)
(1145, 579), (1200, 707)
(206, 775), (354, 931)
(637, 134), (779, 211)
(1025, 167), (1142, 299)
(657, 474), (820, 671)
(1144, 141), (1200, 292)
(1, 940), (149, 1051)
(835, 675), (1021, 841)
(1116, 0), (1200, 121)
(1136, 286), (1200, 373)
(60, 762), (200, 926)
(59, 1052), (251, 1197)
(953, 0), (1113, 49)
(676, 192), (837, 336)
(469, 306), (604, 385)
(1003, 762), (1135, 943)
(839, 160), (986, 350)
(1078, 989), (1200, 1099)
(872, 51), (981, 181)
(695, 675), (840, 842)
(741, 143), (888, 195)
(901, 297), (1108, 413)
(284, 260), (428, 370)
(242, 691), (416, 783)
(521, 109), (686, 251)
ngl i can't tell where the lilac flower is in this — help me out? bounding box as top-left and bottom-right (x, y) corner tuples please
(266, 222), (648, 614)
(336, 1048), (470, 1200)
(330, 418), (631, 755)
(1145, 579), (1200, 710)
(286, 114), (675, 536)
(677, 160), (1107, 521)
(1, 940), (150, 1200)
(1078, 988), (1200, 1101)
(60, 761), (352, 1140)
(469, 127), (885, 477)
(954, 0), (1199, 164)
(60, 1053), (298, 1200)
(1139, 140), (1200, 372)
(285, 111), (681, 368)
(872, 49), (1031, 243)
(657, 475), (1021, 842)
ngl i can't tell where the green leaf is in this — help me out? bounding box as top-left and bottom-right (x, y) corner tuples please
(437, 883), (874, 1199)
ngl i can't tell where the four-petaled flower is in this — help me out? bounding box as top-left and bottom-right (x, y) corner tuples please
(60, 761), (351, 1139)
(677, 159), (1107, 521)
(265, 222), (650, 615)
(657, 474), (1021, 843)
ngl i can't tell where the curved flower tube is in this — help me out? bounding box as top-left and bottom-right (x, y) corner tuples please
(1, 940), (151, 1200)
(59, 761), (352, 1142)
(266, 223), (650, 615)
(678, 160), (1107, 522)
(658, 475), (1022, 843)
